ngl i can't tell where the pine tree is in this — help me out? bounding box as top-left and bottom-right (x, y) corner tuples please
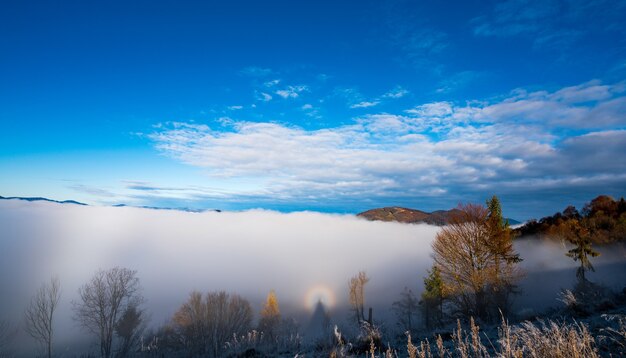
(420, 265), (444, 329)
(565, 220), (600, 282)
(486, 196), (521, 270)
(485, 195), (522, 317)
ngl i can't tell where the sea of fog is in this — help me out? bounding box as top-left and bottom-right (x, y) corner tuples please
(1, 200), (625, 355)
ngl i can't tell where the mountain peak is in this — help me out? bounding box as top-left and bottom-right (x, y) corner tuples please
(358, 206), (519, 226)
(357, 206), (460, 226)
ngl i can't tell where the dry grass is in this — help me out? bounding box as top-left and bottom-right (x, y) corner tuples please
(511, 319), (597, 358)
(355, 317), (600, 358)
(598, 314), (626, 356)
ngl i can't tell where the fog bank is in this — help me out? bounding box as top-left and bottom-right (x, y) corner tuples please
(0, 201), (438, 354)
(1, 200), (626, 355)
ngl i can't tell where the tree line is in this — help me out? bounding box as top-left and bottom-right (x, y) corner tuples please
(515, 195), (626, 244)
(393, 195), (606, 335)
(20, 269), (295, 358)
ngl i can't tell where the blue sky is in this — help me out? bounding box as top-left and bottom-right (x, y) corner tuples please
(1, 0), (625, 219)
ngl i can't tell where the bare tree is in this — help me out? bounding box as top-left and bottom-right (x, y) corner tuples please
(73, 267), (143, 358)
(172, 291), (253, 357)
(348, 271), (369, 325)
(173, 291), (208, 355)
(208, 292), (253, 357)
(24, 276), (60, 358)
(392, 287), (419, 333)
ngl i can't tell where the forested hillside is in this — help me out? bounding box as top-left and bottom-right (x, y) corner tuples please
(514, 195), (626, 244)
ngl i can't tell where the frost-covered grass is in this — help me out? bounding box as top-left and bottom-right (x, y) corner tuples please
(325, 288), (626, 358)
(136, 283), (626, 357)
(330, 315), (621, 358)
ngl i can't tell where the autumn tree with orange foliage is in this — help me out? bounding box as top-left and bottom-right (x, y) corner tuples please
(432, 199), (522, 322)
(258, 290), (281, 343)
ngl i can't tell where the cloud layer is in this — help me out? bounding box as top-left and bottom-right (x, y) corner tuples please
(2, 200), (626, 354)
(149, 80), (626, 218)
(0, 200), (438, 353)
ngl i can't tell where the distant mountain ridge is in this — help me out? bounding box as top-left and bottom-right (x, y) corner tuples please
(0, 195), (220, 213)
(0, 195), (87, 205)
(112, 203), (220, 213)
(357, 206), (520, 226)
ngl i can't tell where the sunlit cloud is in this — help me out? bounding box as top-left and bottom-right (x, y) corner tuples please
(148, 79), (626, 214)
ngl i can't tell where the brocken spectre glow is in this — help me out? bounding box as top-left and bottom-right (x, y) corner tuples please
(304, 284), (336, 312)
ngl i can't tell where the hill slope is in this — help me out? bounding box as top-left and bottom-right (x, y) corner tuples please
(358, 206), (521, 226)
(514, 194), (626, 243)
(357, 206), (463, 226)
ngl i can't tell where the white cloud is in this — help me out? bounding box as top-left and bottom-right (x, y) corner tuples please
(228, 105), (243, 110)
(382, 86), (409, 99)
(470, 81), (626, 128)
(264, 79), (281, 87)
(256, 91), (273, 102)
(350, 101), (380, 109)
(551, 80), (614, 103)
(275, 85), (308, 99)
(346, 87), (407, 109)
(358, 114), (421, 134)
(406, 102), (453, 117)
(150, 79), (626, 210)
(149, 118), (536, 201)
(300, 103), (322, 119)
